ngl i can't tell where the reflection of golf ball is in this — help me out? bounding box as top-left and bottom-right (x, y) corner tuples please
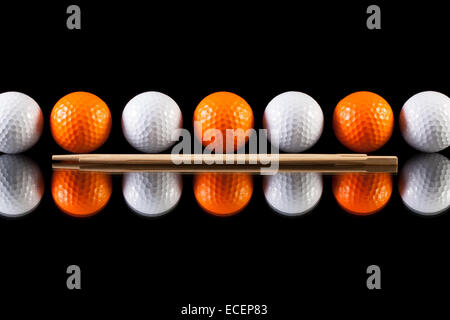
(122, 92), (183, 153)
(0, 92), (43, 153)
(332, 173), (393, 216)
(399, 153), (450, 216)
(122, 172), (182, 217)
(52, 170), (112, 217)
(263, 92), (324, 152)
(194, 173), (253, 216)
(333, 91), (394, 152)
(0, 155), (44, 217)
(263, 172), (323, 216)
(400, 91), (450, 152)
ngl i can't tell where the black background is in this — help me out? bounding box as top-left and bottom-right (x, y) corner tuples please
(1, 0), (449, 316)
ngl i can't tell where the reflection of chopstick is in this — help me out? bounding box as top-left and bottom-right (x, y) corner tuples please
(52, 163), (398, 174)
(53, 153), (398, 166)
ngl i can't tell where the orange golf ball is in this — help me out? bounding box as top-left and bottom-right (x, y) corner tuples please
(51, 170), (112, 217)
(332, 173), (393, 216)
(193, 173), (253, 216)
(193, 92), (254, 152)
(51, 92), (112, 153)
(333, 91), (394, 152)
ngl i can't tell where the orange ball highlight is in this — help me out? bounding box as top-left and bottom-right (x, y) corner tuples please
(193, 92), (254, 152)
(51, 92), (112, 153)
(333, 91), (394, 152)
(332, 173), (393, 216)
(51, 170), (112, 217)
(193, 173), (253, 216)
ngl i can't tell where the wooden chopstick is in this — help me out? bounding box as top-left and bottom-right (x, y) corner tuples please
(52, 153), (398, 166)
(52, 162), (398, 174)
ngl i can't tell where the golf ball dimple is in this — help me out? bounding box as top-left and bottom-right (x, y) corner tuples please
(193, 173), (253, 216)
(51, 92), (112, 153)
(399, 153), (450, 216)
(333, 91), (394, 152)
(51, 170), (112, 217)
(400, 91), (450, 152)
(0, 91), (44, 154)
(0, 155), (44, 218)
(263, 92), (324, 152)
(332, 173), (393, 216)
(122, 172), (182, 217)
(193, 92), (254, 152)
(122, 92), (183, 153)
(263, 172), (323, 216)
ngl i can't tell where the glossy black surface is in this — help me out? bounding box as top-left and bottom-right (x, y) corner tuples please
(1, 1), (449, 316)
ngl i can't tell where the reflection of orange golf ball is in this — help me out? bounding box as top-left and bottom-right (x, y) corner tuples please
(333, 91), (394, 152)
(193, 92), (254, 152)
(332, 173), (393, 216)
(193, 173), (253, 216)
(51, 170), (112, 217)
(51, 92), (112, 153)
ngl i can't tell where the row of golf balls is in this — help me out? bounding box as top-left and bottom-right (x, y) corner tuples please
(1, 90), (450, 154)
(1, 153), (449, 218)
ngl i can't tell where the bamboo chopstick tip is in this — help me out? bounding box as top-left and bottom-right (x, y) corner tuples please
(52, 154), (82, 162)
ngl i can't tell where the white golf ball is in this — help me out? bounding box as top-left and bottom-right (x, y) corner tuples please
(0, 155), (44, 217)
(122, 172), (182, 217)
(400, 91), (450, 152)
(122, 92), (183, 153)
(263, 172), (323, 216)
(0, 91), (44, 153)
(263, 91), (324, 152)
(399, 153), (450, 216)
